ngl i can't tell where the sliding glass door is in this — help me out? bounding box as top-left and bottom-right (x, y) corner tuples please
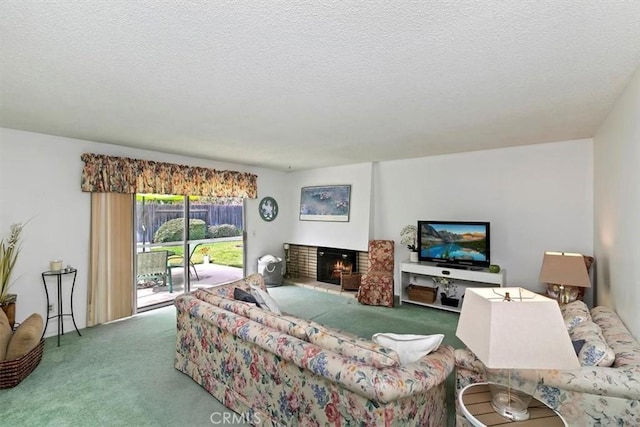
(135, 194), (245, 311)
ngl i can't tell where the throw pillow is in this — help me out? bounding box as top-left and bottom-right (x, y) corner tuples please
(568, 320), (615, 367)
(6, 313), (43, 360)
(250, 286), (281, 314)
(194, 290), (308, 340)
(250, 286), (267, 308)
(572, 339), (586, 355)
(0, 308), (12, 360)
(233, 287), (261, 307)
(372, 332), (444, 365)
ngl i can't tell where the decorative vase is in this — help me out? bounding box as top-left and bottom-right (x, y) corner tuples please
(203, 255), (210, 264)
(409, 252), (419, 262)
(0, 293), (17, 329)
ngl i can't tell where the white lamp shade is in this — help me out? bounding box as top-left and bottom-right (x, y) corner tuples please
(456, 287), (580, 370)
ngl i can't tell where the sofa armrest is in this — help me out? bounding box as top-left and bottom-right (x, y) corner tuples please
(302, 343), (455, 403)
(455, 348), (483, 373)
(370, 344), (455, 402)
(539, 366), (640, 400)
(455, 348), (640, 401)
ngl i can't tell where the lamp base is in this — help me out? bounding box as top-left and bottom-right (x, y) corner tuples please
(486, 368), (538, 421)
(489, 387), (531, 421)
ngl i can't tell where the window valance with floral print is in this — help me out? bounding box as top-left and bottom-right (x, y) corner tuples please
(81, 153), (257, 198)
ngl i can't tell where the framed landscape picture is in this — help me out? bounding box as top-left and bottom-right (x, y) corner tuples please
(299, 185), (351, 222)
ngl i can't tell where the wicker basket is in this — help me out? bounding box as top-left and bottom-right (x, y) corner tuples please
(340, 272), (362, 291)
(407, 285), (438, 304)
(0, 339), (45, 389)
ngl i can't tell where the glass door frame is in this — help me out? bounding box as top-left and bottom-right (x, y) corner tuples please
(134, 195), (246, 313)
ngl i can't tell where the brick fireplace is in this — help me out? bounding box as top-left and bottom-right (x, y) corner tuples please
(286, 244), (369, 284)
(316, 247), (358, 285)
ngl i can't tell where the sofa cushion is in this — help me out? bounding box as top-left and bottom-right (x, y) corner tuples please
(561, 300), (591, 330)
(305, 321), (400, 368)
(372, 333), (444, 365)
(6, 313), (43, 360)
(0, 308), (12, 360)
(569, 320), (615, 367)
(193, 289), (307, 340)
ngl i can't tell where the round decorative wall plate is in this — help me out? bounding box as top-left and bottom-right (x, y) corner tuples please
(258, 196), (278, 221)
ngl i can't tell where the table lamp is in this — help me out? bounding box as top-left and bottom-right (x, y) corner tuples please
(456, 287), (580, 421)
(539, 251), (590, 304)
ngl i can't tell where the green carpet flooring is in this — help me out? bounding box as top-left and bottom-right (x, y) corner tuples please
(0, 285), (462, 426)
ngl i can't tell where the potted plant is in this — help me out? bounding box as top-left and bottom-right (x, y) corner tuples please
(1, 222), (25, 328)
(199, 246), (210, 264)
(400, 224), (419, 262)
(433, 276), (459, 307)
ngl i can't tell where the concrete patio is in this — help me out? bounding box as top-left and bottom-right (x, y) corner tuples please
(137, 262), (244, 309)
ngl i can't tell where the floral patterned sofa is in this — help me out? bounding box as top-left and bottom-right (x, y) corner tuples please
(454, 301), (640, 426)
(174, 274), (455, 426)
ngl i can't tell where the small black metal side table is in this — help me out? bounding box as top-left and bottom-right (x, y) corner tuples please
(41, 268), (81, 346)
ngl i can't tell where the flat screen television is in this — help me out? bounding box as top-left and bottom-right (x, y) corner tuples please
(417, 221), (490, 269)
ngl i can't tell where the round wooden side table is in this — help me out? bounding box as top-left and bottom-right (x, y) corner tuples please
(458, 383), (567, 427)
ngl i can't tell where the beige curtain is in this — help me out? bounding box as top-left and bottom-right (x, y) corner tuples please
(87, 192), (134, 326)
(82, 153), (256, 325)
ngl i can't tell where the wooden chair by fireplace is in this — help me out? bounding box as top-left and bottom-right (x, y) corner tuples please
(357, 240), (394, 307)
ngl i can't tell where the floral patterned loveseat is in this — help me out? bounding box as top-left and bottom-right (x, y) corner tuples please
(454, 301), (640, 426)
(174, 274), (455, 426)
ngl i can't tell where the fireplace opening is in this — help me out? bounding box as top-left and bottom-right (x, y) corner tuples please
(317, 247), (358, 285)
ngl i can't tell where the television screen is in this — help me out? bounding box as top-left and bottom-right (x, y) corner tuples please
(417, 221), (490, 268)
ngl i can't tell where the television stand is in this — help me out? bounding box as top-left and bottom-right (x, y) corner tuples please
(400, 262), (506, 313)
(435, 263), (468, 270)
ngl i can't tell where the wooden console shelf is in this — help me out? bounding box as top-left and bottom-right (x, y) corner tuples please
(400, 261), (506, 313)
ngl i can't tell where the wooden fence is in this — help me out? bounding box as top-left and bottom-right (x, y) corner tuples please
(136, 203), (243, 243)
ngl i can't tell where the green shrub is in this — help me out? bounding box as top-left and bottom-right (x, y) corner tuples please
(207, 224), (242, 238)
(154, 218), (206, 243)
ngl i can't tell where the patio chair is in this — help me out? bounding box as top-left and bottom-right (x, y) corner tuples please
(167, 247), (200, 286)
(136, 250), (169, 290)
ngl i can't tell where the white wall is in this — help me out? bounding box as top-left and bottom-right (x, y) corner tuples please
(0, 128), (288, 337)
(373, 140), (594, 298)
(286, 163), (372, 252)
(283, 140), (594, 301)
(593, 66), (640, 338)
(1, 127), (600, 338)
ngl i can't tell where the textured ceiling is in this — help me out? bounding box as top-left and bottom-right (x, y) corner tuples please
(1, 1), (639, 171)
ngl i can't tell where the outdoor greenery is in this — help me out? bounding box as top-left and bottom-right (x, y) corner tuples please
(199, 241), (243, 268)
(207, 224), (242, 238)
(159, 240), (243, 268)
(153, 218), (206, 243)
